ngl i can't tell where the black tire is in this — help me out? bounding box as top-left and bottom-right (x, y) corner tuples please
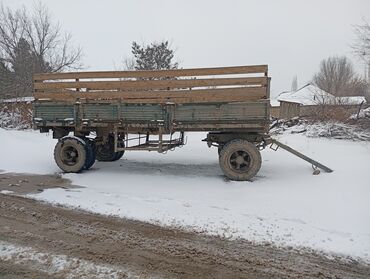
(219, 139), (261, 181)
(84, 139), (96, 170)
(54, 137), (87, 173)
(217, 145), (224, 156)
(96, 135), (125, 162)
(113, 137), (125, 161)
(96, 136), (116, 162)
(112, 151), (124, 161)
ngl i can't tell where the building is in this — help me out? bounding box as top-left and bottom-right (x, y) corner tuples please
(275, 84), (366, 119)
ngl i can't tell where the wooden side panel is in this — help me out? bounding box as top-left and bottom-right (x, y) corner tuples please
(34, 77), (267, 91)
(33, 65), (269, 106)
(34, 87), (266, 104)
(34, 65), (268, 81)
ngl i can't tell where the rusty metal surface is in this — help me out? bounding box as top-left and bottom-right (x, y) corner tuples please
(82, 103), (119, 120)
(33, 101), (269, 133)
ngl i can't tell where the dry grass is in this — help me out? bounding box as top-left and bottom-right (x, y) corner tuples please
(309, 104), (358, 122)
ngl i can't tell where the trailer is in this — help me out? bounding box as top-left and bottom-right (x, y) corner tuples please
(32, 65), (331, 180)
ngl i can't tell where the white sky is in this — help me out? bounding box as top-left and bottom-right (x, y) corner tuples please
(1, 0), (369, 98)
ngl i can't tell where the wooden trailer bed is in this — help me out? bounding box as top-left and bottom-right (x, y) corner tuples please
(33, 65), (270, 134)
(32, 65), (273, 180)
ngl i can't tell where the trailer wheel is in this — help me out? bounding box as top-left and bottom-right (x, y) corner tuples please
(54, 137), (87, 173)
(112, 151), (124, 161)
(96, 135), (125, 162)
(84, 139), (96, 170)
(112, 138), (125, 161)
(219, 139), (261, 181)
(217, 145), (224, 156)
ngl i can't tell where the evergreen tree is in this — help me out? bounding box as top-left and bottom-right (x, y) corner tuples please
(131, 41), (178, 71)
(11, 38), (36, 97)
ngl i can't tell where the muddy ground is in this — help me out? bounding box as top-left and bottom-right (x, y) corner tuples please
(0, 173), (369, 278)
(0, 172), (78, 195)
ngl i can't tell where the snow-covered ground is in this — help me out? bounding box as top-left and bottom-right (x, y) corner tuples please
(0, 128), (369, 262)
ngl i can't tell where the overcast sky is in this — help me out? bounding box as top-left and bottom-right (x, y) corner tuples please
(2, 0), (369, 98)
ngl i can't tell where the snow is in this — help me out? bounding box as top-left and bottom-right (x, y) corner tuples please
(0, 240), (138, 278)
(0, 108), (31, 130)
(0, 129), (58, 174)
(271, 119), (370, 141)
(270, 99), (280, 107)
(351, 107), (370, 120)
(0, 128), (370, 262)
(277, 84), (367, 106)
(0, 96), (34, 103)
(0, 190), (14, 194)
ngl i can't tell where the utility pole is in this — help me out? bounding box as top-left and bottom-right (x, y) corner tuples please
(368, 60), (370, 101)
(363, 51), (368, 81)
(362, 51), (370, 101)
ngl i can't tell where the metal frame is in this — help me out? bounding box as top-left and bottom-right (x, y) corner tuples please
(113, 126), (185, 153)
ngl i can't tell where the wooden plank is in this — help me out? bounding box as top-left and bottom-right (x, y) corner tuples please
(33, 65), (268, 81)
(34, 87), (267, 102)
(35, 96), (265, 104)
(34, 96), (266, 104)
(35, 98), (268, 105)
(34, 77), (267, 91)
(34, 87), (267, 99)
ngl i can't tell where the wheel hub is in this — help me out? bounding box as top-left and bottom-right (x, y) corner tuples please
(236, 155), (244, 164)
(68, 151), (77, 158)
(229, 150), (250, 171)
(62, 146), (79, 166)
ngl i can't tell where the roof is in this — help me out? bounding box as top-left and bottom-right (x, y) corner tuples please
(270, 98), (280, 107)
(276, 84), (366, 106)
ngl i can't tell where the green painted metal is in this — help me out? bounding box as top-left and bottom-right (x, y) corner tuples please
(174, 102), (267, 123)
(33, 101), (269, 133)
(121, 104), (165, 122)
(33, 103), (75, 121)
(82, 103), (119, 120)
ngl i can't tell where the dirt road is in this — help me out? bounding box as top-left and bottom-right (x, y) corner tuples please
(0, 174), (369, 278)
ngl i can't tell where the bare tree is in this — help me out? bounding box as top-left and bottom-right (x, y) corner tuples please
(352, 19), (370, 62)
(121, 57), (136, 71)
(312, 56), (367, 97)
(352, 20), (370, 101)
(0, 2), (83, 97)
